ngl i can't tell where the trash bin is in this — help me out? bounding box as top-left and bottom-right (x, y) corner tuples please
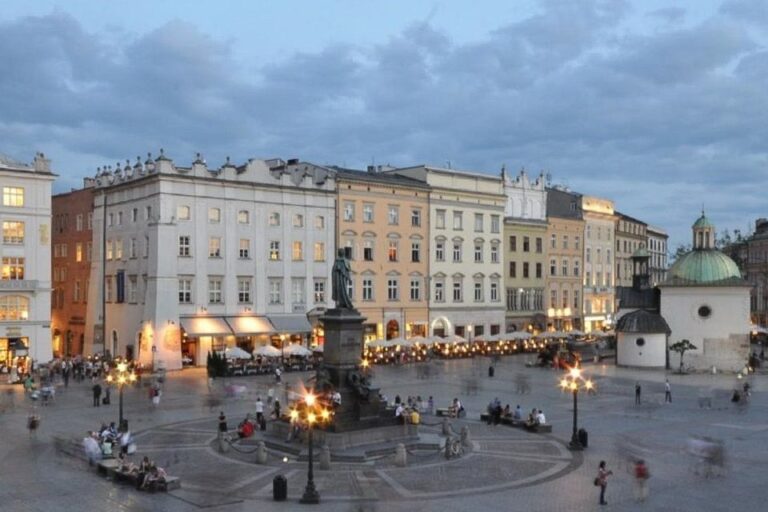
(488, 366), (495, 378)
(578, 428), (588, 448)
(273, 475), (287, 501)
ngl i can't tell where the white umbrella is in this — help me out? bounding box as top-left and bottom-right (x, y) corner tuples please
(366, 338), (387, 348)
(569, 329), (586, 337)
(485, 334), (503, 343)
(408, 336), (427, 345)
(472, 334), (488, 343)
(442, 334), (467, 345)
(283, 344), (312, 357)
(386, 337), (408, 348)
(253, 345), (281, 358)
(222, 346), (252, 360)
(509, 332), (532, 341)
(426, 336), (445, 346)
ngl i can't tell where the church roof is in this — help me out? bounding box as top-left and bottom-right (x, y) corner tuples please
(616, 309), (671, 335)
(692, 213), (714, 229)
(660, 249), (747, 287)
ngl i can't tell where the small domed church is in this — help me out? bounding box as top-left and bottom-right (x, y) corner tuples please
(616, 213), (751, 371)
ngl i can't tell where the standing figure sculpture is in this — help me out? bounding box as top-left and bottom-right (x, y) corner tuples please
(332, 249), (354, 309)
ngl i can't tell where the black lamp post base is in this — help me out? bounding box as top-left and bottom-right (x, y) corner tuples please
(568, 439), (583, 451)
(300, 482), (320, 504)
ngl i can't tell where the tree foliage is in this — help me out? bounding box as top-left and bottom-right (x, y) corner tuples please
(669, 339), (697, 373)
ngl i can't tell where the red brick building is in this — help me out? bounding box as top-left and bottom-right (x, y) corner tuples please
(51, 181), (95, 356)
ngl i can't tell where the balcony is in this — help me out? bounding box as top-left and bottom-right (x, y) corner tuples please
(0, 280), (39, 291)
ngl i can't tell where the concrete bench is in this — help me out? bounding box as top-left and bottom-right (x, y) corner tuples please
(99, 461), (181, 492)
(436, 407), (465, 418)
(478, 413), (552, 433)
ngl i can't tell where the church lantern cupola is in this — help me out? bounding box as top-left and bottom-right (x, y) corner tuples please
(692, 211), (715, 249)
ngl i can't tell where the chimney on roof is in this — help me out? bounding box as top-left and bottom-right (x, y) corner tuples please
(367, 165), (376, 173)
(287, 158), (299, 166)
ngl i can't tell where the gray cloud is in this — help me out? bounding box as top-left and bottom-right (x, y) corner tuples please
(0, 1), (766, 249)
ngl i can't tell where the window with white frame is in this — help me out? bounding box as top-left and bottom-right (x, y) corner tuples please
(238, 277), (252, 303)
(550, 289), (557, 308)
(292, 278), (305, 304)
(61, 243), (68, 257)
(315, 216), (325, 229)
(76, 214), (83, 231)
(342, 240), (354, 260)
(117, 211), (123, 225)
(563, 235), (569, 249)
(115, 239), (123, 260)
(452, 280), (463, 302)
(314, 242), (325, 261)
(491, 244), (499, 263)
(575, 235), (580, 250)
(453, 211), (463, 230)
(209, 237), (222, 258)
(179, 236), (190, 257)
(474, 213), (483, 232)
(435, 241), (444, 261)
(239, 239), (250, 259)
(474, 281), (483, 302)
(293, 214), (304, 228)
(362, 278), (373, 301)
(313, 279), (326, 303)
(436, 209), (446, 229)
(269, 212), (280, 226)
(131, 208), (138, 223)
(363, 204), (374, 223)
(387, 278), (399, 301)
(105, 276), (113, 302)
(2, 221), (24, 245)
(550, 234), (556, 249)
(411, 209), (421, 227)
(106, 240), (113, 260)
(562, 258), (568, 276)
(410, 278), (421, 301)
(474, 243), (483, 263)
(346, 276), (354, 301)
(388, 206), (399, 225)
(208, 207), (221, 223)
(452, 242), (462, 262)
(129, 238), (137, 258)
(208, 277), (223, 303)
(491, 215), (500, 234)
(269, 278), (283, 304)
(238, 210), (249, 224)
(292, 241), (303, 261)
(269, 241), (280, 260)
(562, 289), (569, 309)
(343, 202), (355, 222)
(411, 241), (420, 262)
(434, 280), (445, 302)
(550, 258), (557, 276)
(74, 280), (81, 302)
(76, 242), (83, 262)
(388, 240), (398, 262)
(363, 239), (374, 261)
(177, 205), (190, 220)
(87, 212), (93, 230)
(128, 276), (137, 303)
(490, 281), (499, 302)
(2, 187), (24, 207)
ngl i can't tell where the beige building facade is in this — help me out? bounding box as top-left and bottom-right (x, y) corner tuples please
(545, 216), (585, 331)
(504, 219), (547, 332)
(335, 168), (430, 341)
(582, 195), (616, 332)
(615, 212), (647, 287)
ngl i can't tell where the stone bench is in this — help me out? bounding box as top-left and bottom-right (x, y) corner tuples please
(479, 413), (552, 433)
(436, 407), (465, 418)
(98, 460), (181, 492)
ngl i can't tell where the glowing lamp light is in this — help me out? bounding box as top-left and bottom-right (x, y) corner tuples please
(585, 380), (594, 390)
(305, 393), (316, 407)
(118, 376), (126, 384)
(569, 367), (581, 379)
(129, 373), (137, 382)
(320, 409), (330, 421)
(283, 456), (289, 463)
(307, 412), (317, 424)
(289, 409), (299, 422)
(560, 378), (569, 389)
(106, 375), (113, 383)
(117, 362), (128, 373)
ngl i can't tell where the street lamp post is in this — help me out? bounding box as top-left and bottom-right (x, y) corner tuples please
(289, 390), (332, 504)
(106, 362), (137, 428)
(559, 366), (594, 451)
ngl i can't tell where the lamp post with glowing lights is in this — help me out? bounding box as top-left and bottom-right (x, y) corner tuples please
(106, 362), (137, 428)
(289, 390), (332, 504)
(558, 366), (594, 451)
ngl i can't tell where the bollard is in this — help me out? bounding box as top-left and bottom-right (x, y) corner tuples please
(460, 426), (471, 447)
(218, 432), (229, 453)
(319, 445), (331, 470)
(256, 441), (268, 464)
(441, 417), (452, 436)
(394, 443), (407, 467)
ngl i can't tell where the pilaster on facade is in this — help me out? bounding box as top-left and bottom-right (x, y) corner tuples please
(1, 153), (55, 371)
(387, 165), (506, 338)
(84, 153), (336, 370)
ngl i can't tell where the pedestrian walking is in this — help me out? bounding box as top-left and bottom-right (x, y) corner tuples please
(427, 395), (434, 415)
(255, 397), (265, 424)
(596, 460), (613, 505)
(633, 459), (650, 502)
(664, 379), (672, 403)
(92, 382), (102, 407)
(218, 411), (228, 433)
(635, 382), (642, 405)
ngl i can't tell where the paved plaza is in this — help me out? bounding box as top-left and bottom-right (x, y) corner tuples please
(1, 356), (767, 511)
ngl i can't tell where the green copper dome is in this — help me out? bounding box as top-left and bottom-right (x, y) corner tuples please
(666, 249), (742, 285)
(692, 214), (714, 229)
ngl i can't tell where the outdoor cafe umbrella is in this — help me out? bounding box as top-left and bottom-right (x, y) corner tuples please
(282, 343), (312, 357)
(222, 346), (252, 360)
(253, 345), (281, 358)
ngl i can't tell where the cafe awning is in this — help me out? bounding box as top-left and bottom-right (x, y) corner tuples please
(179, 316), (233, 337)
(225, 316), (275, 336)
(269, 314), (312, 333)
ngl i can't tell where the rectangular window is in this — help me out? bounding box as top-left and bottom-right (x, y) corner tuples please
(343, 202), (355, 222)
(509, 236), (517, 251)
(562, 289), (569, 309)
(586, 271), (592, 286)
(209, 237), (222, 258)
(127, 276), (137, 303)
(523, 262), (529, 278)
(239, 239), (250, 259)
(387, 278), (399, 301)
(362, 278), (373, 301)
(575, 236), (580, 250)
(238, 277), (252, 303)
(436, 210), (446, 229)
(76, 214), (83, 231)
(491, 245), (499, 263)
(411, 241), (420, 263)
(363, 240), (374, 261)
(452, 243), (462, 262)
(536, 262), (542, 279)
(411, 209), (421, 227)
(74, 280), (81, 302)
(453, 211), (463, 230)
(410, 278), (421, 301)
(106, 241), (113, 260)
(586, 248), (591, 263)
(177, 205), (192, 222)
(388, 240), (398, 262)
(145, 205), (153, 221)
(491, 215), (500, 234)
(179, 236), (191, 257)
(523, 237), (530, 252)
(76, 242), (83, 262)
(490, 282), (499, 302)
(314, 242), (325, 262)
(292, 278), (305, 304)
(573, 260), (580, 276)
(131, 208), (138, 223)
(269, 279), (283, 304)
(128, 238), (136, 259)
(550, 259), (557, 276)
(551, 234), (557, 249)
(2, 221), (24, 244)
(105, 276), (113, 302)
(434, 281), (444, 302)
(269, 212), (281, 226)
(562, 259), (568, 276)
(388, 206), (399, 225)
(292, 241), (303, 261)
(208, 208), (221, 223)
(536, 237), (542, 253)
(574, 291), (580, 310)
(563, 235), (569, 249)
(87, 212), (93, 230)
(474, 243), (482, 263)
(509, 261), (516, 278)
(293, 214), (304, 228)
(208, 277), (223, 303)
(116, 211), (123, 226)
(313, 279), (326, 304)
(435, 242), (444, 262)
(238, 210), (249, 224)
(315, 216), (325, 229)
(2, 187), (24, 207)
(363, 204), (374, 223)
(453, 281), (462, 302)
(269, 241), (280, 260)
(61, 244), (68, 258)
(115, 239), (123, 260)
(144, 236), (149, 258)
(474, 213), (483, 232)
(474, 281), (483, 302)
(550, 289), (557, 309)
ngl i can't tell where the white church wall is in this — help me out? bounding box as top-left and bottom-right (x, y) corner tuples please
(617, 332), (666, 367)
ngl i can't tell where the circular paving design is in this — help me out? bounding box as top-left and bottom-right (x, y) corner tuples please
(133, 417), (582, 506)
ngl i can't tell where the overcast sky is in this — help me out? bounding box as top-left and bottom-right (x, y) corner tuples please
(2, 0), (767, 249)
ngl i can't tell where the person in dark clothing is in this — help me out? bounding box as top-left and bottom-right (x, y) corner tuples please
(218, 411), (228, 433)
(92, 383), (102, 407)
(635, 382), (642, 405)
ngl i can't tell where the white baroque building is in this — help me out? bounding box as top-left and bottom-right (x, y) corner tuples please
(1, 153), (55, 373)
(84, 153), (336, 370)
(387, 165), (506, 339)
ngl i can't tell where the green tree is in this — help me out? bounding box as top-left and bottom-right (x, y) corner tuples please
(669, 339), (697, 373)
(670, 243), (691, 264)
